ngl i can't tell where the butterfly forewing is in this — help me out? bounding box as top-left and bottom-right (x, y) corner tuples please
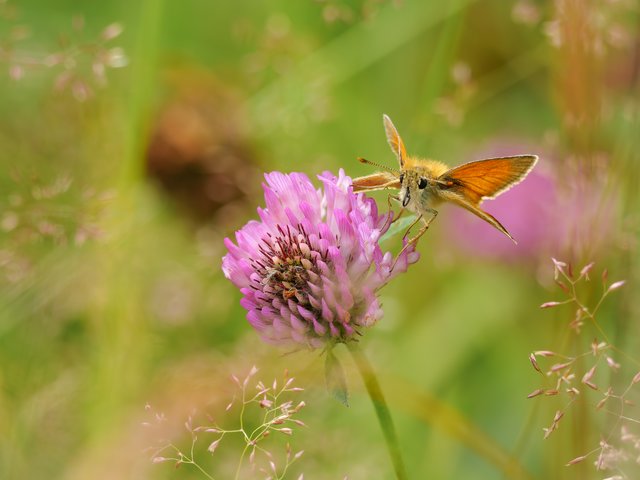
(383, 114), (407, 167)
(351, 171), (400, 193)
(439, 155), (538, 205)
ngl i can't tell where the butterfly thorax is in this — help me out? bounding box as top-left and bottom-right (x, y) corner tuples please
(403, 157), (449, 176)
(399, 157), (449, 213)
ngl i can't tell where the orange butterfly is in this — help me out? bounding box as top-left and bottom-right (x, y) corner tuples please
(352, 114), (538, 245)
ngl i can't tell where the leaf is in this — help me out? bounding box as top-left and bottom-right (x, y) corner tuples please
(380, 215), (419, 244)
(325, 349), (349, 407)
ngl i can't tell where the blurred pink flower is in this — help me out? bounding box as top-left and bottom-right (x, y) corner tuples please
(445, 145), (617, 263)
(447, 166), (557, 261)
(222, 169), (418, 349)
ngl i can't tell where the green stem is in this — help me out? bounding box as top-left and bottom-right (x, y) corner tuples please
(347, 342), (408, 480)
(382, 377), (535, 480)
(234, 443), (250, 480)
(189, 460), (216, 480)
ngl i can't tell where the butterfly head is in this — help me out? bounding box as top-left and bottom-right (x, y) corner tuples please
(398, 169), (430, 208)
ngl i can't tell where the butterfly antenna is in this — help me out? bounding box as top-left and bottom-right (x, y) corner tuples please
(357, 157), (399, 175)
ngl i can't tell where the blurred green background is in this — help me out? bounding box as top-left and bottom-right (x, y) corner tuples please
(1, 0), (639, 479)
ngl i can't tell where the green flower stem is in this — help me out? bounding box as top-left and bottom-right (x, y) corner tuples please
(347, 342), (408, 480)
(382, 376), (535, 480)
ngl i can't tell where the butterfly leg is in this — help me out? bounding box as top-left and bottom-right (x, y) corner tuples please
(408, 208), (438, 245)
(402, 214), (423, 239)
(389, 195), (407, 224)
(382, 195), (404, 231)
(390, 214), (423, 271)
(392, 209), (405, 224)
(423, 208), (438, 229)
(391, 209), (438, 271)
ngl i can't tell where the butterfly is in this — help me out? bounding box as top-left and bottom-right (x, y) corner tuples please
(352, 114), (538, 246)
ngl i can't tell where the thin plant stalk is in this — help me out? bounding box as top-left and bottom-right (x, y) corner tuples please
(347, 342), (408, 480)
(383, 376), (535, 480)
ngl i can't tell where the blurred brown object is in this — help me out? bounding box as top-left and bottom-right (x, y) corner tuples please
(146, 69), (260, 223)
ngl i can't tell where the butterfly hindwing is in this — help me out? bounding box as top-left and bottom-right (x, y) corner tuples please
(446, 194), (516, 242)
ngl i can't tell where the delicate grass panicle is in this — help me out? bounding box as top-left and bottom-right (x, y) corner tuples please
(0, 2), (127, 100)
(147, 367), (306, 480)
(222, 169), (418, 349)
(529, 259), (640, 477)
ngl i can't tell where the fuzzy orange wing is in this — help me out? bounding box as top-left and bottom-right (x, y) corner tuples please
(438, 155), (538, 205)
(351, 171), (400, 192)
(443, 193), (517, 242)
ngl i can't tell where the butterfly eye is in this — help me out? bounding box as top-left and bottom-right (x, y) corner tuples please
(418, 178), (428, 189)
(399, 173), (404, 184)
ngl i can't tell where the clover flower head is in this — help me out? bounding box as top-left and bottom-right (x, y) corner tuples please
(222, 169), (418, 349)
